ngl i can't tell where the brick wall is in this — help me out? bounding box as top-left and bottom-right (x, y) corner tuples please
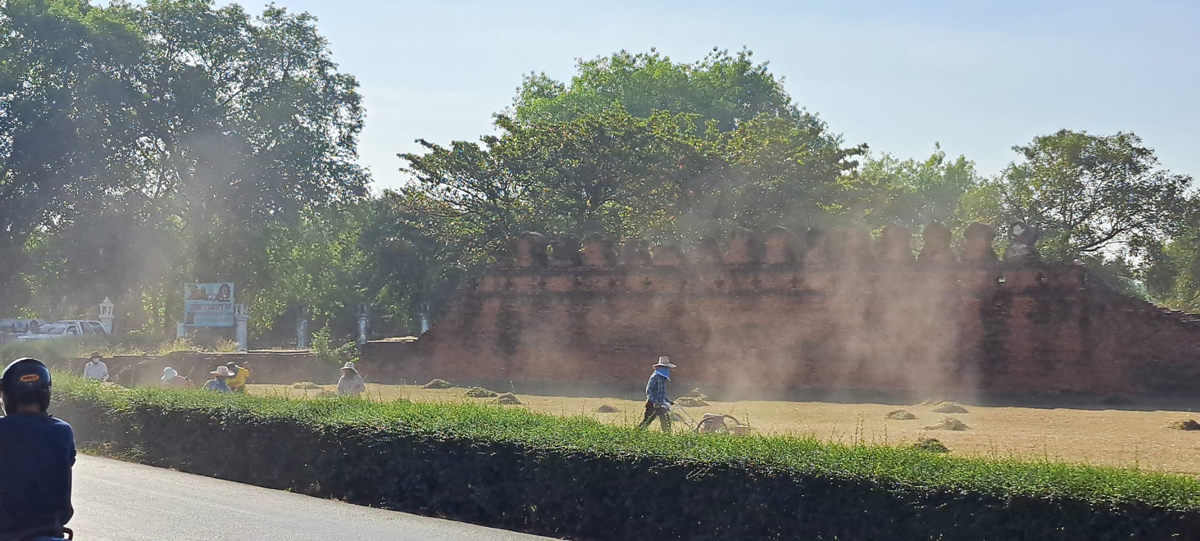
(359, 225), (1200, 398)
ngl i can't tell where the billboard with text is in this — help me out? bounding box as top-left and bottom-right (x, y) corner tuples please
(184, 283), (235, 327)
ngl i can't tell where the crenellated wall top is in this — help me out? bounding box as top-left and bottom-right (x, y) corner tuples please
(506, 223), (1029, 270)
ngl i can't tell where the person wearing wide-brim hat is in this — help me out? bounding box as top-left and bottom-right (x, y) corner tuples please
(224, 361), (250, 393)
(337, 362), (366, 397)
(83, 351), (108, 382)
(636, 356), (677, 431)
(203, 365), (234, 393)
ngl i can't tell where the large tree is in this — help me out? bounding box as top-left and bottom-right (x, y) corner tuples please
(513, 48), (801, 132)
(959, 130), (1196, 260)
(2, 0), (369, 332)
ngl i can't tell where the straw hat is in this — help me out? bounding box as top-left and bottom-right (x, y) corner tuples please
(653, 356), (676, 368)
(211, 366), (234, 377)
(341, 362), (357, 371)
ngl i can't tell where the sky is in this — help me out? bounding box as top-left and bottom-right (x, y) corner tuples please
(266, 0), (1199, 191)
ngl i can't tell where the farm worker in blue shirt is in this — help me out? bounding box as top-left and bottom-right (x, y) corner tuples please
(0, 358), (76, 539)
(204, 365), (234, 393)
(637, 356), (676, 431)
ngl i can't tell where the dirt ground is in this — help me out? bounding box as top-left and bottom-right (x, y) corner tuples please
(247, 383), (1200, 477)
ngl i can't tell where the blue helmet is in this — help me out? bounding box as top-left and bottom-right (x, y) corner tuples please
(2, 358), (52, 413)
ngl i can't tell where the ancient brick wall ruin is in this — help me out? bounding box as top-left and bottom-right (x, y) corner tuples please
(360, 224), (1200, 398)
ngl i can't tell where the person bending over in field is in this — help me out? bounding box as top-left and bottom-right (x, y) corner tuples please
(224, 362), (250, 393)
(160, 367), (192, 388)
(636, 356), (676, 431)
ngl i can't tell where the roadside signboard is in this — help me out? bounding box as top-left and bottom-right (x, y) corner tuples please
(183, 283), (235, 327)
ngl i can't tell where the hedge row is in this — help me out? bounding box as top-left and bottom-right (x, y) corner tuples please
(53, 375), (1200, 540)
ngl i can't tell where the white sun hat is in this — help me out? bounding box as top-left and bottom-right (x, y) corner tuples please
(653, 356), (677, 368)
(211, 366), (234, 377)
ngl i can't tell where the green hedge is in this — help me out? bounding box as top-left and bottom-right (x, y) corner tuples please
(53, 374), (1200, 540)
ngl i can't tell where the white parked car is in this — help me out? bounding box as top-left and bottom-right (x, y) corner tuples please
(17, 320), (108, 342)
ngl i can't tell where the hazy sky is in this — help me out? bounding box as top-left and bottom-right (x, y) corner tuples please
(268, 0), (1198, 191)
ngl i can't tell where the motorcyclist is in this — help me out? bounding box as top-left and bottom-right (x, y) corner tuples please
(0, 358), (75, 541)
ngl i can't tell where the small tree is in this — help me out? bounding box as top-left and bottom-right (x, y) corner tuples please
(311, 325), (358, 366)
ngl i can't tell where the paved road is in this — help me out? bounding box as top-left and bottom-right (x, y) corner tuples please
(72, 455), (559, 540)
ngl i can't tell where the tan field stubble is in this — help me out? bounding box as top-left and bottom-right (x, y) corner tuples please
(247, 384), (1200, 476)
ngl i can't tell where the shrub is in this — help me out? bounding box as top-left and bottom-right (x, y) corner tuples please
(311, 325), (358, 366)
(52, 374), (1200, 540)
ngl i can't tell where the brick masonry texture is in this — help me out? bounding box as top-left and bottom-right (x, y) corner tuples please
(360, 226), (1200, 397)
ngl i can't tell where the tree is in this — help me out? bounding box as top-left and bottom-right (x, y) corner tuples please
(846, 146), (981, 231)
(958, 130), (1196, 260)
(1, 0), (369, 334)
(0, 0), (150, 311)
(513, 48), (802, 133)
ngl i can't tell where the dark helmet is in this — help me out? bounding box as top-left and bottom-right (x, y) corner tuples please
(1, 358), (52, 413)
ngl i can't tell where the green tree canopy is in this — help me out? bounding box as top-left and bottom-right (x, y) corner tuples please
(958, 130), (1196, 260)
(513, 48), (805, 132)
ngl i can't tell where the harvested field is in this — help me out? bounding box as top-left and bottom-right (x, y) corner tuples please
(248, 383), (1200, 476)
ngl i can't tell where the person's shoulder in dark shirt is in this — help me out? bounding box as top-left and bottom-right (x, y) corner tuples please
(0, 415), (76, 534)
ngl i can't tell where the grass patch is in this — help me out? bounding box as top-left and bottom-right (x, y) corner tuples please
(910, 437), (950, 454)
(51, 374), (1200, 513)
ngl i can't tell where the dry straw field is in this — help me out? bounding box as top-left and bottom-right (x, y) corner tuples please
(248, 383), (1200, 477)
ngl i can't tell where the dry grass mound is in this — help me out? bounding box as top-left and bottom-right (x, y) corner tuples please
(930, 401), (969, 414)
(291, 382), (321, 390)
(314, 390), (337, 398)
(465, 387), (498, 398)
(422, 379), (453, 389)
(683, 388), (708, 400)
(885, 409), (918, 421)
(924, 417), (969, 431)
(593, 404), (619, 413)
(910, 437), (950, 453)
(675, 396), (709, 407)
(1168, 419), (1200, 431)
(494, 392), (521, 405)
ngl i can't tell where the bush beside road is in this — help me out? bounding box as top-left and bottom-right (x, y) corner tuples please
(54, 374), (1200, 540)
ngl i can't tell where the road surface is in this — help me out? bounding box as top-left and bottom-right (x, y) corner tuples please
(72, 455), (559, 540)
